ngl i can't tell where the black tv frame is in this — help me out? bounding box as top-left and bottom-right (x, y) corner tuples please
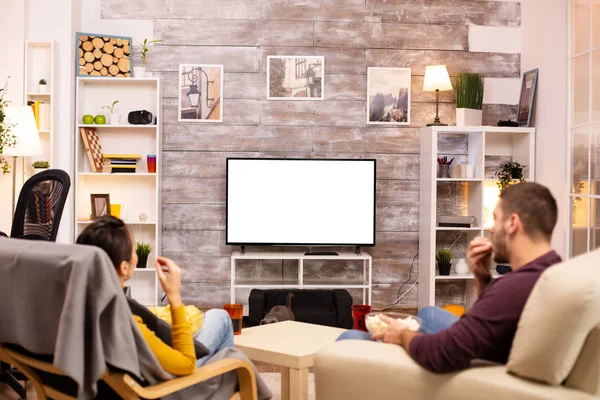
(225, 157), (377, 249)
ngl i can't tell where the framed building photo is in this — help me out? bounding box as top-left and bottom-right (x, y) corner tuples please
(267, 56), (324, 100)
(178, 64), (223, 123)
(367, 67), (411, 125)
(76, 32), (132, 77)
(517, 68), (539, 127)
(90, 194), (111, 218)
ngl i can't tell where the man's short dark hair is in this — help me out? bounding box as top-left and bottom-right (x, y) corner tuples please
(499, 182), (557, 240)
(76, 216), (132, 268)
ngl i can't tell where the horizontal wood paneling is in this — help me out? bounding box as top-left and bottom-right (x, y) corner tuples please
(261, 101), (365, 127)
(367, 50), (520, 77)
(146, 46), (260, 73)
(314, 22), (468, 50)
(155, 19), (314, 47)
(261, 0), (366, 22)
(100, 0), (522, 310)
(101, 0), (261, 19)
(163, 124), (313, 152)
(366, 0), (521, 26)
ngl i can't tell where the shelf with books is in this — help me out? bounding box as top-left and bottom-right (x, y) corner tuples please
(75, 77), (161, 307)
(25, 41), (55, 170)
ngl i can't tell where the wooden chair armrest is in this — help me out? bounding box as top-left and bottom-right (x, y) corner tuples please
(105, 358), (257, 400)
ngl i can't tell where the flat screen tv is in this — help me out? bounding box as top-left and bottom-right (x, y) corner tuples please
(226, 158), (376, 248)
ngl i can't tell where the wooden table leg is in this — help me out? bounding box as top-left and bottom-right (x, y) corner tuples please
(281, 366), (290, 400)
(289, 368), (308, 400)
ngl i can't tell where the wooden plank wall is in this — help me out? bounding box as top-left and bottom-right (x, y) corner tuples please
(102, 0), (520, 310)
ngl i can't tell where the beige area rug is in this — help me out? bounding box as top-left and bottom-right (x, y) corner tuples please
(261, 372), (315, 400)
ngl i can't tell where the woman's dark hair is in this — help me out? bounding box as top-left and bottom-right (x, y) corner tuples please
(76, 216), (132, 268)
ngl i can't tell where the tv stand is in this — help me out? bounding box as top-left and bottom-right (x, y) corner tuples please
(304, 251), (338, 256)
(231, 251), (372, 315)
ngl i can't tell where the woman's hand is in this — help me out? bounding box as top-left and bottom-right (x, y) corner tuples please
(156, 257), (183, 308)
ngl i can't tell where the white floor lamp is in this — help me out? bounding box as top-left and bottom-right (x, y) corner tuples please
(3, 106), (43, 218)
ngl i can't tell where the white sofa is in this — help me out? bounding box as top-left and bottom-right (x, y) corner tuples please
(314, 249), (600, 400)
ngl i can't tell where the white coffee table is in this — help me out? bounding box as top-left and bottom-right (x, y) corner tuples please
(234, 321), (347, 400)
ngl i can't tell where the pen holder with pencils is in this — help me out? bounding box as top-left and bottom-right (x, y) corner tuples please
(438, 165), (451, 178)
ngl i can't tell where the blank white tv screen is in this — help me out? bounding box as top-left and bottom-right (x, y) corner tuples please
(227, 158), (376, 246)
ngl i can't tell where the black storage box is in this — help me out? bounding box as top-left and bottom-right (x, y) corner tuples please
(248, 289), (353, 329)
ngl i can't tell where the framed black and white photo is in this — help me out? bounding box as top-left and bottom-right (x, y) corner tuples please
(90, 194), (111, 218)
(178, 64), (223, 122)
(517, 68), (539, 127)
(267, 56), (324, 100)
(367, 67), (411, 125)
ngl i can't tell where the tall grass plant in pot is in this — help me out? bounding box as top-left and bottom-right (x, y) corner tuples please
(454, 72), (484, 126)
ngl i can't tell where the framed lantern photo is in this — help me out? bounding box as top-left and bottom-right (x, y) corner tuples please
(178, 64), (223, 123)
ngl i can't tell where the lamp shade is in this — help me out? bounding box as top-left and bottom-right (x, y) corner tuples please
(423, 65), (453, 92)
(3, 106), (43, 157)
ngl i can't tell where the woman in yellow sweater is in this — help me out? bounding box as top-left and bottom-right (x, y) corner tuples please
(77, 217), (234, 376)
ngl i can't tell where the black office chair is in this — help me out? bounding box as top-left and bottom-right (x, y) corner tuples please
(0, 169), (70, 398)
(6, 169), (70, 241)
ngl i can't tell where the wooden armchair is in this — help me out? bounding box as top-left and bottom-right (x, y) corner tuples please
(0, 344), (257, 400)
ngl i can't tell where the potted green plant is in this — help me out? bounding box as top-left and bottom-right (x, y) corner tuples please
(136, 242), (152, 268)
(102, 100), (120, 125)
(135, 38), (162, 77)
(453, 72), (484, 126)
(495, 161), (526, 191)
(38, 78), (47, 93)
(32, 160), (50, 174)
(0, 78), (16, 174)
(436, 248), (453, 276)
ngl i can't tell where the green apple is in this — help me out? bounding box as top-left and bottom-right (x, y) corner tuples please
(82, 115), (95, 124)
(94, 114), (106, 124)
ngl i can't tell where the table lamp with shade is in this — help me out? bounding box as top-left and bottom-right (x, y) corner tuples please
(423, 65), (453, 126)
(3, 105), (43, 217)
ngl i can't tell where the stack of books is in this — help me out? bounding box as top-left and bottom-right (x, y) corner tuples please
(102, 154), (142, 173)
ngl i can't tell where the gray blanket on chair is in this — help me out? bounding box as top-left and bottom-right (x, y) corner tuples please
(0, 238), (271, 400)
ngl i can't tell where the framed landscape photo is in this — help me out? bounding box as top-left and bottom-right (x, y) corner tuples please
(267, 56), (324, 100)
(76, 32), (132, 77)
(367, 67), (411, 125)
(178, 64), (223, 123)
(90, 194), (111, 218)
(517, 68), (539, 127)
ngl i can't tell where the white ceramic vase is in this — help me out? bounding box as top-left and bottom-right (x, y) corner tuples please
(110, 113), (121, 125)
(33, 168), (48, 175)
(456, 108), (482, 127)
(134, 67), (146, 77)
(38, 84), (47, 93)
(455, 258), (470, 275)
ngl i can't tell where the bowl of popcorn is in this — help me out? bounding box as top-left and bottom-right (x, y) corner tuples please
(365, 312), (422, 336)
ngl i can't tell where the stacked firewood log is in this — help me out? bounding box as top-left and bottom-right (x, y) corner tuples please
(78, 35), (131, 77)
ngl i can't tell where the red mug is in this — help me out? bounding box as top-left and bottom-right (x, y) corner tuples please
(352, 304), (372, 332)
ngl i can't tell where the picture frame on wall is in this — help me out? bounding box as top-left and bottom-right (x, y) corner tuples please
(517, 68), (539, 127)
(76, 32), (133, 77)
(367, 67), (411, 126)
(267, 56), (324, 100)
(90, 194), (111, 218)
(178, 64), (224, 123)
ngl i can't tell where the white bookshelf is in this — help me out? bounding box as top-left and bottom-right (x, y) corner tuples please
(24, 41), (55, 169)
(74, 77), (162, 307)
(418, 126), (535, 311)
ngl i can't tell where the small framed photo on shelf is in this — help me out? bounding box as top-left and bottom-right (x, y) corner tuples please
(517, 68), (538, 127)
(91, 194), (111, 218)
(367, 67), (411, 126)
(267, 56), (324, 100)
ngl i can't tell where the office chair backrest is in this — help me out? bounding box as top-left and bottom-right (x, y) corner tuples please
(11, 169), (70, 241)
